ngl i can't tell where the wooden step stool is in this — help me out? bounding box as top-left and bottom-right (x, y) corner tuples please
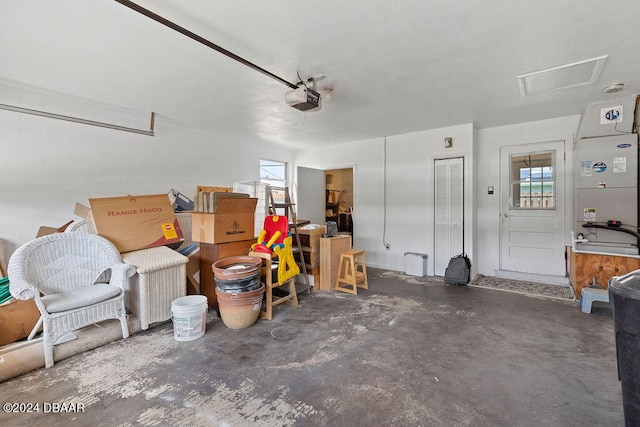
(336, 250), (368, 294)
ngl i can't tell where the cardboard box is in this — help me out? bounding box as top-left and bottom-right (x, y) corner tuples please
(0, 239), (6, 277)
(191, 198), (258, 244)
(36, 220), (74, 238)
(197, 191), (249, 213)
(74, 202), (97, 232)
(88, 194), (184, 253)
(0, 298), (42, 346)
(196, 186), (232, 213)
(296, 225), (326, 252)
(185, 247), (200, 295)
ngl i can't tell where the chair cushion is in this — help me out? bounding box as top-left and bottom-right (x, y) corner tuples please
(41, 284), (122, 313)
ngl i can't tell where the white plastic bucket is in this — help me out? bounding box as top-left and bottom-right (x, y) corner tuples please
(171, 295), (208, 342)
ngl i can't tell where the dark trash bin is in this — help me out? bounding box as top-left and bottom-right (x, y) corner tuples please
(609, 270), (640, 426)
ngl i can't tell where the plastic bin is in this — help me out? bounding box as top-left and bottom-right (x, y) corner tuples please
(609, 270), (640, 426)
(404, 252), (428, 277)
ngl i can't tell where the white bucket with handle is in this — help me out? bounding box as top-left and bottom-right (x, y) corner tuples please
(171, 295), (208, 341)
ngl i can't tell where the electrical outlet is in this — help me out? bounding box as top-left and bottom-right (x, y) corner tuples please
(385, 243), (390, 250)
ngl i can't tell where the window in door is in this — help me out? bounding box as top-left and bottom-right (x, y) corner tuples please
(510, 152), (555, 209)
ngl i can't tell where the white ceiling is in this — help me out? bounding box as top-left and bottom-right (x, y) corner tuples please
(1, 0), (639, 148)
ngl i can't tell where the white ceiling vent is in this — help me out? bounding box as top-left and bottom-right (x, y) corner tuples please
(517, 55), (608, 97)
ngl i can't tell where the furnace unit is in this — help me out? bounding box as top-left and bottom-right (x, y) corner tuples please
(574, 95), (639, 255)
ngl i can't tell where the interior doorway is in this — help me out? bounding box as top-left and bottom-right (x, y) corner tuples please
(325, 168), (354, 237)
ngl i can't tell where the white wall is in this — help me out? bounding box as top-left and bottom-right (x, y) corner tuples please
(475, 115), (580, 277)
(295, 123), (475, 275)
(0, 83), (293, 258)
(296, 116), (582, 279)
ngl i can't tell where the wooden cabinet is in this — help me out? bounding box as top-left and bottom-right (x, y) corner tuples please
(319, 235), (352, 291)
(569, 248), (640, 298)
(199, 239), (255, 309)
(295, 226), (325, 269)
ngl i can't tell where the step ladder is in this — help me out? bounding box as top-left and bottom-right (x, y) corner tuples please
(265, 185), (311, 293)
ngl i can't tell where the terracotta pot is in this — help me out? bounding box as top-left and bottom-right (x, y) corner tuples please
(213, 256), (263, 293)
(215, 284), (265, 329)
(212, 256), (261, 280)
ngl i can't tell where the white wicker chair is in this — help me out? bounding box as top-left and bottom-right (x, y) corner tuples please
(8, 232), (134, 368)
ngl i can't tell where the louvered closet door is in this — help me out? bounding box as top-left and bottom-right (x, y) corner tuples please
(434, 157), (464, 276)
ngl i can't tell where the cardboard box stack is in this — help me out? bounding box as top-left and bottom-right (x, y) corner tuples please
(190, 191), (257, 308)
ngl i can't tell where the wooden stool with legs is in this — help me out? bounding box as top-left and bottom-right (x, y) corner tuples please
(249, 251), (298, 320)
(335, 249), (368, 294)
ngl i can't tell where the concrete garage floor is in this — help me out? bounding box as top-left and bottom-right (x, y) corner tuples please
(0, 268), (623, 426)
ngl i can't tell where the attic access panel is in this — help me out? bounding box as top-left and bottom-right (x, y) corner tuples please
(517, 55), (607, 97)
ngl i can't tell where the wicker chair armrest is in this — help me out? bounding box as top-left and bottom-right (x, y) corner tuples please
(7, 254), (40, 300)
(8, 276), (39, 301)
(107, 263), (136, 290)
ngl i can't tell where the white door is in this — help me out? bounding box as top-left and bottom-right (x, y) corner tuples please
(434, 157), (464, 276)
(295, 166), (325, 225)
(500, 141), (565, 276)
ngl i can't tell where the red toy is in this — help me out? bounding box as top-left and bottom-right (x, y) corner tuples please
(251, 215), (300, 283)
(251, 215), (289, 253)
